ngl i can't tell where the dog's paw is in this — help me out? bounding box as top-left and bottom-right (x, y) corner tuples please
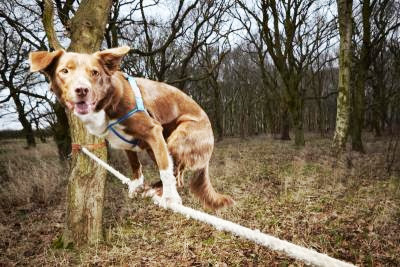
(127, 176), (144, 198)
(154, 191), (182, 208)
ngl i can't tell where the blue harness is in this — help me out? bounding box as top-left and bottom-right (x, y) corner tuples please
(107, 75), (146, 146)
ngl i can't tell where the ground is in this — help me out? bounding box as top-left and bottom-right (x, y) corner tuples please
(0, 134), (399, 266)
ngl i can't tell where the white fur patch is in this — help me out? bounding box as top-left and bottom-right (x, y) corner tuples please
(76, 110), (108, 136)
(155, 155), (182, 207)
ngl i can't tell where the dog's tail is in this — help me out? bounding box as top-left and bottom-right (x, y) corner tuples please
(189, 165), (234, 210)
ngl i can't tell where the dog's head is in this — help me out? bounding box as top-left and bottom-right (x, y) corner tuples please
(29, 46), (130, 115)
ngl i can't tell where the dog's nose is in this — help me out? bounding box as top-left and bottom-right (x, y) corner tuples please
(75, 87), (89, 97)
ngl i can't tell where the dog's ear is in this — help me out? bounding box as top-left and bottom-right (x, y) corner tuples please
(95, 46), (131, 73)
(29, 50), (64, 74)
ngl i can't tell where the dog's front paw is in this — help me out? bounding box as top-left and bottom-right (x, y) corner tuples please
(127, 175), (144, 198)
(154, 190), (182, 208)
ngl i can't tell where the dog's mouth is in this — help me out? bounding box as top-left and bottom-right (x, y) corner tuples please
(72, 101), (96, 115)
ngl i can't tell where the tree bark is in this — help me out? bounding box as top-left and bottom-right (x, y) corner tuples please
(371, 58), (386, 137)
(42, 0), (112, 247)
(289, 96), (305, 146)
(351, 76), (365, 152)
(53, 102), (71, 161)
(332, 0), (353, 154)
(280, 107), (291, 140)
(43, 0), (63, 50)
(351, 0), (372, 153)
(211, 80), (224, 142)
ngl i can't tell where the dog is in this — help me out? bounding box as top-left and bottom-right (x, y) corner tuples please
(29, 46), (234, 210)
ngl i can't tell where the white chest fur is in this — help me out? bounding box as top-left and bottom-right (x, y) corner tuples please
(76, 110), (142, 151)
(76, 110), (108, 136)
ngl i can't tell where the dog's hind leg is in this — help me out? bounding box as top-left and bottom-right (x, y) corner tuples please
(167, 120), (234, 210)
(125, 150), (144, 197)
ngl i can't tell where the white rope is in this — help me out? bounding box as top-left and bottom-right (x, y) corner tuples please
(81, 147), (355, 267)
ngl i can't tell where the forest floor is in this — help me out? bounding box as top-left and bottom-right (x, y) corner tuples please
(0, 134), (399, 266)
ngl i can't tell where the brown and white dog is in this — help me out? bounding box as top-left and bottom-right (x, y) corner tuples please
(29, 46), (233, 210)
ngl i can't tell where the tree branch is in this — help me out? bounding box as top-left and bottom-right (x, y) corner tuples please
(43, 0), (64, 50)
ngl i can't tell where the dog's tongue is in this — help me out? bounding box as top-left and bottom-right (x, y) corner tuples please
(75, 102), (89, 114)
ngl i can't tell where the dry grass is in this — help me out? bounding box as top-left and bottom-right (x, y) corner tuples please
(0, 134), (399, 266)
(0, 139), (65, 209)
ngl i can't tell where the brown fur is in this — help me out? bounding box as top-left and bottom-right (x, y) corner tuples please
(29, 46), (234, 210)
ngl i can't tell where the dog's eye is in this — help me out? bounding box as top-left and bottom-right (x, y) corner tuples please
(60, 68), (68, 74)
(92, 70), (99, 77)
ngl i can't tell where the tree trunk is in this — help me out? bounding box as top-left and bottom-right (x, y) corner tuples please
(239, 99), (247, 139)
(278, 69), (305, 146)
(210, 79), (224, 141)
(371, 60), (385, 137)
(317, 99), (325, 137)
(351, 77), (365, 152)
(58, 0), (112, 247)
(371, 84), (382, 137)
(294, 121), (305, 146)
(280, 107), (291, 140)
(351, 0), (371, 153)
(64, 115), (108, 246)
(11, 92), (36, 148)
(285, 75), (304, 146)
(332, 0), (353, 154)
(53, 102), (71, 161)
(289, 99), (305, 146)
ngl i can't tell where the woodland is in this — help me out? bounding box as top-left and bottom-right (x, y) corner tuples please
(0, 0), (399, 266)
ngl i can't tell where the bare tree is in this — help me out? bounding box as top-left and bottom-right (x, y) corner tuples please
(351, 0), (400, 149)
(117, 0), (233, 91)
(0, 19), (38, 147)
(196, 44), (229, 141)
(232, 6), (290, 140)
(238, 0), (334, 146)
(0, 0), (72, 159)
(332, 0), (353, 154)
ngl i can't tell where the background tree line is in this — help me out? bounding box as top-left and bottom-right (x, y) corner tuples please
(0, 0), (399, 152)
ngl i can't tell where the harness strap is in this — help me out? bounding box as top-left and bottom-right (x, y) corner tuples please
(106, 75), (146, 146)
(108, 126), (140, 146)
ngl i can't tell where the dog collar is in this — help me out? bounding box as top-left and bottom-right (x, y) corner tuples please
(106, 74), (146, 146)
